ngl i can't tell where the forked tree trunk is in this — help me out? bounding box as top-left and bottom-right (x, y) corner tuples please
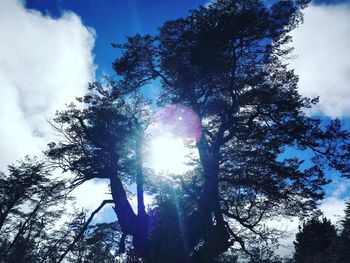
(110, 133), (230, 263)
(109, 129), (149, 257)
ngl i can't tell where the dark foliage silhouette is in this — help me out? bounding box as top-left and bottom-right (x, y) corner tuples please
(293, 217), (338, 263)
(0, 157), (69, 262)
(112, 0), (350, 261)
(338, 201), (350, 263)
(1, 0), (350, 262)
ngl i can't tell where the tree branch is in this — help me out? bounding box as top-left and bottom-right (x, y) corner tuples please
(57, 199), (114, 263)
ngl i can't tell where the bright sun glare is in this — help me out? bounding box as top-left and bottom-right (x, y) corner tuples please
(148, 136), (191, 175)
(145, 104), (201, 176)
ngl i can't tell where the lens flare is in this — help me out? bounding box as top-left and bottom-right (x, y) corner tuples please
(146, 105), (201, 175)
(151, 104), (202, 142)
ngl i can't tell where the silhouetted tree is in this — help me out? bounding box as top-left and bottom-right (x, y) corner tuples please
(338, 201), (350, 263)
(213, 249), (238, 263)
(247, 242), (284, 263)
(45, 0), (350, 262)
(111, 0), (350, 262)
(46, 80), (152, 261)
(0, 157), (70, 262)
(293, 217), (338, 263)
(62, 210), (120, 263)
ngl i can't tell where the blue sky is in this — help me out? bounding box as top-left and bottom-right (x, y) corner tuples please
(25, 0), (207, 76)
(1, 0), (350, 254)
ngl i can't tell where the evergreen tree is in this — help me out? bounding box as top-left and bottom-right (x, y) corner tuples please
(293, 217), (338, 263)
(338, 201), (350, 263)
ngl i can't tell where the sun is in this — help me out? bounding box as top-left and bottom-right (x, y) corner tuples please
(147, 136), (192, 175)
(145, 104), (201, 175)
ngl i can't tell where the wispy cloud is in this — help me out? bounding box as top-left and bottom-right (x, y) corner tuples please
(290, 3), (350, 117)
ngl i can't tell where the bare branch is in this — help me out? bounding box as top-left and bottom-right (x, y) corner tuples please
(57, 200), (114, 263)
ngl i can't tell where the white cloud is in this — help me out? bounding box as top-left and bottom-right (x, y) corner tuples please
(275, 217), (299, 256)
(319, 197), (346, 225)
(319, 179), (350, 224)
(72, 179), (111, 212)
(0, 0), (103, 220)
(0, 0), (95, 170)
(290, 3), (350, 118)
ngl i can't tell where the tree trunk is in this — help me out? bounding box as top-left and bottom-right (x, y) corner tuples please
(188, 135), (231, 262)
(109, 132), (149, 257)
(110, 175), (137, 235)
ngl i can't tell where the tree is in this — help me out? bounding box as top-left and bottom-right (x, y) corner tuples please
(0, 157), (70, 262)
(62, 210), (120, 263)
(46, 0), (350, 262)
(338, 201), (350, 263)
(246, 241), (285, 263)
(293, 217), (338, 263)
(0, 157), (54, 230)
(46, 80), (152, 259)
(0, 157), (124, 263)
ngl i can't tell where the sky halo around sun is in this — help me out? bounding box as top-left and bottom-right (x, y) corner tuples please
(145, 104), (201, 175)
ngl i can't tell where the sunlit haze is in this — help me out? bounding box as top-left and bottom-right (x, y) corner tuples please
(146, 104), (201, 175)
(148, 136), (192, 174)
